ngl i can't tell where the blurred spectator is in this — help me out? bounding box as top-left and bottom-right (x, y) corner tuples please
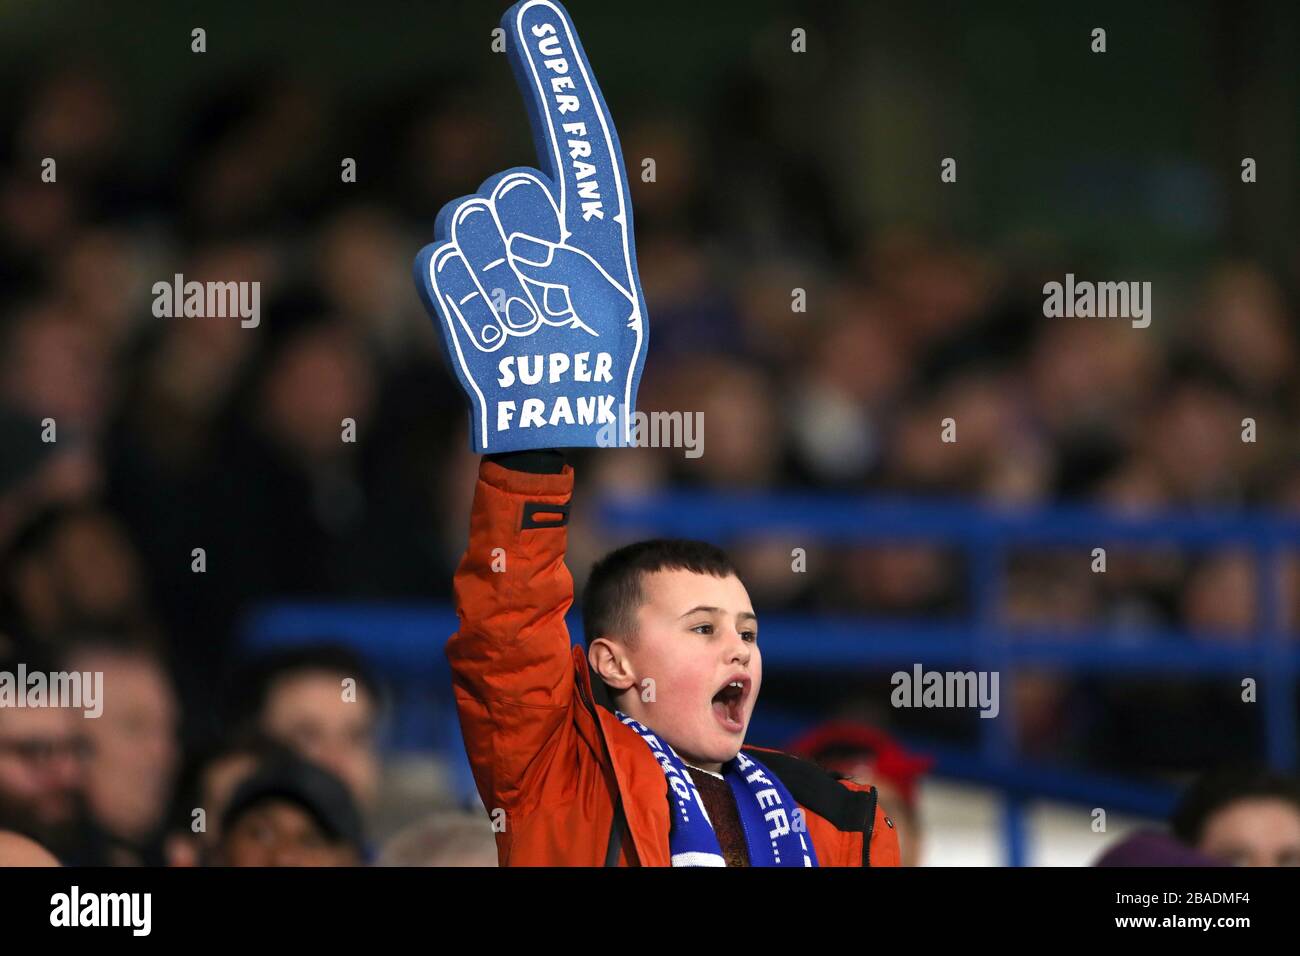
(0, 652), (103, 863)
(0, 302), (115, 441)
(12, 64), (125, 186)
(0, 504), (156, 649)
(1026, 318), (1162, 462)
(215, 754), (364, 867)
(226, 644), (382, 811)
(63, 635), (180, 865)
(316, 204), (420, 358)
(667, 357), (782, 489)
(1142, 371), (1252, 505)
(785, 291), (906, 486)
(0, 829), (61, 867)
(788, 721), (934, 867)
(377, 811), (499, 867)
(1171, 767), (1300, 867)
(836, 545), (961, 616)
(1093, 829), (1219, 867)
(1187, 264), (1296, 405)
(207, 320), (391, 602)
(163, 734), (294, 867)
(0, 406), (100, 558)
(1182, 551), (1256, 640)
(867, 233), (995, 357)
(178, 73), (327, 238)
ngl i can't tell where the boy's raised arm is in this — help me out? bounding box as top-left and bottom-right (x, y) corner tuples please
(446, 450), (578, 811)
(415, 1), (646, 816)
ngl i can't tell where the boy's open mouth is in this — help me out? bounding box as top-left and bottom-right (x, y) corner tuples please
(710, 675), (751, 734)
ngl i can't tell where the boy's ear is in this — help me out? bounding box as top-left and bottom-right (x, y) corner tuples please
(588, 637), (635, 692)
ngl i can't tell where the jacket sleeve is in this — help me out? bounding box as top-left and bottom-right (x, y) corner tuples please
(446, 458), (579, 814)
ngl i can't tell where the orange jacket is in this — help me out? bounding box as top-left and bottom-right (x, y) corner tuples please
(448, 459), (901, 867)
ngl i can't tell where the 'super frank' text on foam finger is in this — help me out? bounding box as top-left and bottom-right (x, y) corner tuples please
(529, 20), (605, 221)
(496, 351), (614, 387)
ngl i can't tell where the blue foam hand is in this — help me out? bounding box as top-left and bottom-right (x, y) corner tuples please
(414, 0), (647, 453)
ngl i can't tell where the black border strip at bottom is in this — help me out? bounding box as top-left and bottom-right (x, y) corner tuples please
(0, 865), (1278, 941)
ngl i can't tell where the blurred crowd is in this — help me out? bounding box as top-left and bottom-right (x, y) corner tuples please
(0, 52), (1298, 866)
(0, 638), (500, 865)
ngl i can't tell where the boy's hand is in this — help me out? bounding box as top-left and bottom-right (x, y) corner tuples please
(415, 0), (647, 454)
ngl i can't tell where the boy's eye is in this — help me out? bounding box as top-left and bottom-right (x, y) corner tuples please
(689, 622), (758, 643)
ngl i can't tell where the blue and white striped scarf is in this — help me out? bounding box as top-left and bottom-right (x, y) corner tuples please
(617, 711), (818, 867)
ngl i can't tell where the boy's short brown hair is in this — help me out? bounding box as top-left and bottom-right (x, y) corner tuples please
(581, 539), (738, 647)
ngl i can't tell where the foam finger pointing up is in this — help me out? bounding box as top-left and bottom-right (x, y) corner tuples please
(505, 0), (633, 285)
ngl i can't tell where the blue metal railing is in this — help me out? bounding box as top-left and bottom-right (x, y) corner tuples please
(597, 492), (1300, 769)
(243, 492), (1299, 865)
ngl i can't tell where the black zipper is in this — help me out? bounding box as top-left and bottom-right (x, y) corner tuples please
(861, 786), (879, 867)
(578, 664), (630, 867)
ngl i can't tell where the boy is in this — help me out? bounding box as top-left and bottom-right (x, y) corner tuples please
(421, 0), (898, 866)
(448, 448), (900, 866)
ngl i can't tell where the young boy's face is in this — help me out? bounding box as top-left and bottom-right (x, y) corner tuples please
(615, 569), (761, 772)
